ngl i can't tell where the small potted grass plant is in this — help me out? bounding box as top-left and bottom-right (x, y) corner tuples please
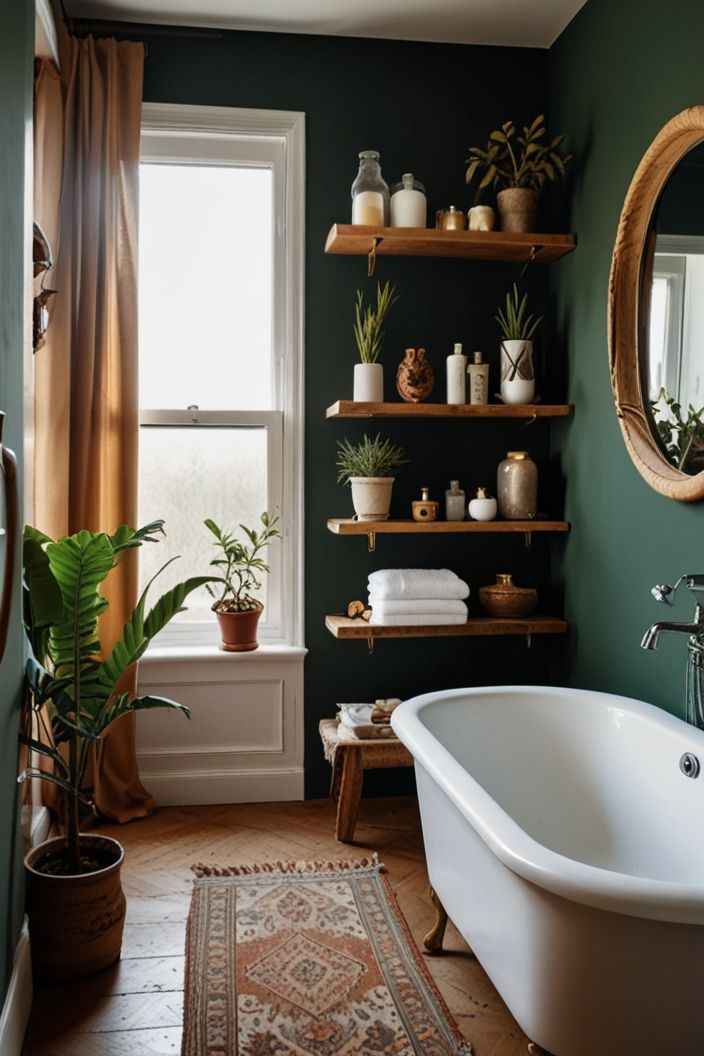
(496, 284), (543, 404)
(465, 115), (572, 232)
(336, 433), (407, 521)
(21, 520), (210, 981)
(204, 512), (281, 652)
(352, 281), (398, 403)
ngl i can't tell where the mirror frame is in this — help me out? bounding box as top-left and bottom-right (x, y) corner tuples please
(609, 105), (704, 501)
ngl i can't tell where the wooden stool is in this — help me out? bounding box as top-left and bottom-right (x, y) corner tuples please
(319, 718), (413, 842)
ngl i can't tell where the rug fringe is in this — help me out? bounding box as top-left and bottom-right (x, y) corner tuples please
(191, 853), (383, 878)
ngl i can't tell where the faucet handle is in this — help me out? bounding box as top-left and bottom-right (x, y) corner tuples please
(652, 575), (704, 605)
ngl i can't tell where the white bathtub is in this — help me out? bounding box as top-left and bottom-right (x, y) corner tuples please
(391, 685), (704, 1056)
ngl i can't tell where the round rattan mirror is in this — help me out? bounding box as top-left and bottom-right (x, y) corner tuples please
(609, 105), (704, 500)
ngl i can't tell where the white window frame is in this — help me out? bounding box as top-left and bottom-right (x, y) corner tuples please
(139, 103), (305, 649)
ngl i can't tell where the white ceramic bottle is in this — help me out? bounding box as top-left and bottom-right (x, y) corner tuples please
(446, 342), (467, 404)
(468, 351), (489, 404)
(390, 173), (427, 228)
(445, 480), (466, 521)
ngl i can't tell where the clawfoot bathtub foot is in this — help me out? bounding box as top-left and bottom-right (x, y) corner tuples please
(527, 1043), (545, 1055)
(423, 887), (448, 954)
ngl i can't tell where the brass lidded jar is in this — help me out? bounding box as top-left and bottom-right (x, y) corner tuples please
(497, 451), (537, 520)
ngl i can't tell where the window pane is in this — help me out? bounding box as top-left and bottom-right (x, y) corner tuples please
(139, 426), (269, 623)
(139, 164), (273, 410)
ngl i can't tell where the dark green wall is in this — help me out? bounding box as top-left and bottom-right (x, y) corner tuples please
(129, 28), (567, 796)
(0, 0), (31, 1004)
(549, 0), (704, 715)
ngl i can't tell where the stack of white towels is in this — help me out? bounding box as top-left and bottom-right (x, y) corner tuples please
(368, 568), (470, 626)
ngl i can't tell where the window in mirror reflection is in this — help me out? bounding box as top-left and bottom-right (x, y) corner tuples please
(646, 141), (704, 475)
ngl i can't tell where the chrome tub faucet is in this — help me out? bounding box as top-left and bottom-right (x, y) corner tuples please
(642, 574), (704, 728)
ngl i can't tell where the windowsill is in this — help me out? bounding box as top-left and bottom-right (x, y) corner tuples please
(141, 643), (307, 665)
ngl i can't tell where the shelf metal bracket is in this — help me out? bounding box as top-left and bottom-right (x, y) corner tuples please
(366, 530), (376, 552)
(366, 635), (374, 655)
(525, 632), (533, 649)
(524, 531), (532, 550)
(525, 412), (538, 426)
(368, 236), (382, 277)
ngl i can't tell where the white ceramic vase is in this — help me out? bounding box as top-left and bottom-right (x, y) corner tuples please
(467, 205), (496, 231)
(353, 363), (383, 403)
(500, 340), (535, 404)
(349, 476), (394, 521)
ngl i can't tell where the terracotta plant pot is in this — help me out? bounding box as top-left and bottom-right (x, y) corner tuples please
(349, 476), (394, 521)
(496, 188), (539, 233)
(215, 606), (263, 652)
(478, 573), (538, 618)
(25, 834), (126, 982)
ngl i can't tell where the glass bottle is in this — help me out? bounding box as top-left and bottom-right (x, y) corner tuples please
(351, 150), (389, 226)
(497, 451), (538, 520)
(445, 480), (466, 521)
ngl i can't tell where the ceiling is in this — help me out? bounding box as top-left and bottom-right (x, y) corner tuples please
(64, 0), (587, 49)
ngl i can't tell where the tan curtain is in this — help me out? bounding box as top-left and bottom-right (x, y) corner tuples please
(33, 34), (153, 822)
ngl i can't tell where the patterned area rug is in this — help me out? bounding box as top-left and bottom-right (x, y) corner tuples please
(184, 857), (473, 1055)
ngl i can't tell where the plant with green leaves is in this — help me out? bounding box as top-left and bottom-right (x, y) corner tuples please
(353, 281), (399, 363)
(465, 115), (572, 196)
(20, 521), (211, 873)
(336, 433), (408, 482)
(496, 284), (543, 342)
(652, 388), (704, 474)
(204, 512), (281, 613)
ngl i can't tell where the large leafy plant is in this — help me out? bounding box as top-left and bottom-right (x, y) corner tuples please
(336, 433), (408, 482)
(465, 115), (572, 195)
(652, 388), (704, 474)
(20, 521), (211, 873)
(204, 512), (281, 613)
(353, 281), (398, 364)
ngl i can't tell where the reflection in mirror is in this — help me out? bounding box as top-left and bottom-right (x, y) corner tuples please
(646, 141), (704, 475)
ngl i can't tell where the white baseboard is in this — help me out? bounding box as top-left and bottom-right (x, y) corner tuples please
(0, 920), (32, 1056)
(139, 766), (305, 805)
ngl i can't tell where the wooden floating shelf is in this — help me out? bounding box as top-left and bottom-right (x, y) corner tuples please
(325, 224), (576, 263)
(325, 614), (568, 642)
(328, 517), (569, 536)
(326, 400), (573, 420)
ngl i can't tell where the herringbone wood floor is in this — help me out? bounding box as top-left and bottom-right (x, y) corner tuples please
(22, 798), (530, 1055)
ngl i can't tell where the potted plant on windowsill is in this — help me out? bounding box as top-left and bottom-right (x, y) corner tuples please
(465, 115), (572, 233)
(352, 281), (399, 403)
(204, 513), (281, 652)
(336, 433), (408, 521)
(496, 284), (543, 405)
(20, 521), (211, 981)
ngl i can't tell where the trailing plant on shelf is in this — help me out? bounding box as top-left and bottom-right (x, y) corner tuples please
(495, 284), (543, 405)
(352, 281), (399, 402)
(336, 433), (408, 522)
(20, 520), (210, 979)
(204, 512), (281, 651)
(651, 388), (704, 475)
(465, 115), (572, 232)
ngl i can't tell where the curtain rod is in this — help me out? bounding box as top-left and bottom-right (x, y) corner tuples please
(59, 6), (223, 42)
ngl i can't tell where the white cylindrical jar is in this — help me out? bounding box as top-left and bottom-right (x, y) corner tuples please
(497, 451), (538, 520)
(390, 173), (427, 228)
(446, 342), (467, 404)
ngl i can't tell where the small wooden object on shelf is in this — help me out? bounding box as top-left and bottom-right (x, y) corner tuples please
(325, 224), (575, 263)
(319, 718), (413, 842)
(326, 400), (573, 419)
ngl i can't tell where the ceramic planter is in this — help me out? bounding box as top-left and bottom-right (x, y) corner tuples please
(478, 573), (538, 618)
(350, 476), (394, 521)
(25, 834), (126, 981)
(500, 340), (535, 404)
(215, 606), (263, 652)
(353, 363), (383, 403)
(496, 187), (539, 233)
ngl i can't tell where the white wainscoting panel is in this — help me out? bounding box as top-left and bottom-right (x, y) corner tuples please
(137, 646), (306, 805)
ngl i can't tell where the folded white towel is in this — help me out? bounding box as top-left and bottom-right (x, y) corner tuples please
(370, 599), (468, 618)
(368, 568), (469, 601)
(370, 612), (468, 626)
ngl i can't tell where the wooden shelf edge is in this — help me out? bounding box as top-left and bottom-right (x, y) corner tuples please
(324, 224), (576, 263)
(325, 614), (568, 640)
(327, 518), (570, 535)
(326, 400), (574, 419)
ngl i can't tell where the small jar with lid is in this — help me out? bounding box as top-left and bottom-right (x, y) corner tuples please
(351, 150), (389, 226)
(444, 480), (465, 521)
(390, 173), (427, 228)
(497, 451), (537, 520)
